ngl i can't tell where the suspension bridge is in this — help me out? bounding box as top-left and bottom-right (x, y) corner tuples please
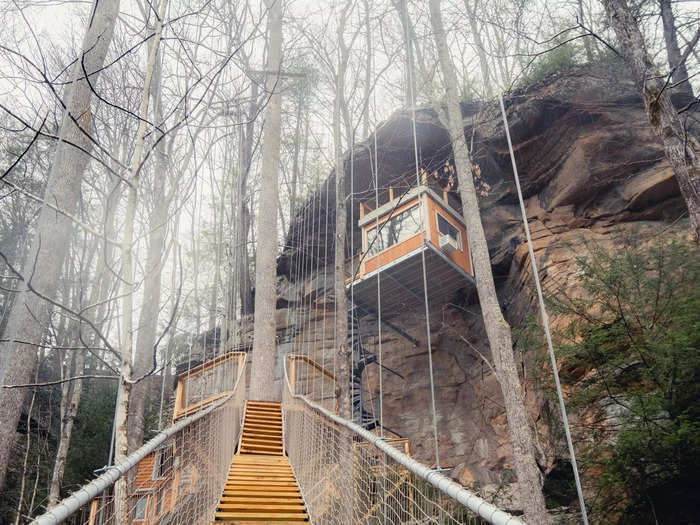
(22, 83), (593, 524)
(27, 175), (532, 524)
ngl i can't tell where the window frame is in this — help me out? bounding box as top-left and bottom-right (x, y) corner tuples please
(435, 211), (462, 250)
(152, 445), (173, 480)
(365, 203), (423, 257)
(133, 496), (149, 522)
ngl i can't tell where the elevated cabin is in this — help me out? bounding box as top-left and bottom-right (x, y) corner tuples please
(130, 447), (176, 525)
(349, 184), (474, 315)
(87, 352), (247, 525)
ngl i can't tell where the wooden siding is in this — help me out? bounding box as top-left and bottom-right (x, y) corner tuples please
(425, 198), (472, 276)
(135, 453), (156, 490)
(359, 191), (472, 278)
(361, 196), (423, 277)
(363, 233), (424, 275)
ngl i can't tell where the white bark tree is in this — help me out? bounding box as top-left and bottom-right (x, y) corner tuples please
(114, 0), (168, 516)
(0, 0), (121, 491)
(250, 0), (284, 401)
(428, 0), (549, 522)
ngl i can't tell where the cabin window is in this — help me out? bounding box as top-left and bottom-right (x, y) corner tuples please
(155, 486), (167, 517)
(436, 212), (462, 249)
(134, 496), (148, 521)
(367, 204), (422, 256)
(153, 445), (173, 479)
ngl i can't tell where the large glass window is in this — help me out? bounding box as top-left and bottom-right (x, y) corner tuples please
(367, 204), (422, 256)
(436, 212), (462, 249)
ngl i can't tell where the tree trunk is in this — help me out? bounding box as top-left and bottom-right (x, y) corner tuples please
(658, 0), (694, 98)
(604, 0), (700, 240)
(115, 0), (168, 518)
(48, 349), (84, 507)
(0, 0), (120, 491)
(239, 83), (258, 316)
(463, 0), (493, 97)
(128, 41), (169, 455)
(578, 0), (594, 62)
(334, 50), (350, 421)
(48, 210), (116, 505)
(428, 1), (549, 522)
(362, 0), (372, 140)
(249, 0), (283, 401)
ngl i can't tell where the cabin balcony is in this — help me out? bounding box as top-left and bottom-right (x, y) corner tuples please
(348, 185), (475, 316)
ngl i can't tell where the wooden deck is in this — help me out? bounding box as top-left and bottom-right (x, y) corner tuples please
(212, 401), (309, 524)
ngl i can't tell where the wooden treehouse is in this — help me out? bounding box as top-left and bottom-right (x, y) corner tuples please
(349, 182), (475, 315)
(88, 352), (247, 525)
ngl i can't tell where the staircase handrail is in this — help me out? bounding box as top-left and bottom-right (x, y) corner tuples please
(283, 358), (526, 525)
(30, 352), (248, 525)
(288, 353), (336, 380)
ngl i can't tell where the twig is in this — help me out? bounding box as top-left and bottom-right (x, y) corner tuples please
(3, 374), (118, 389)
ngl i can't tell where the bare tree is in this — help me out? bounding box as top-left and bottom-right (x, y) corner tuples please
(114, 0), (168, 516)
(250, 0), (284, 401)
(0, 0), (120, 491)
(658, 0), (695, 98)
(604, 0), (700, 240)
(428, 0), (549, 522)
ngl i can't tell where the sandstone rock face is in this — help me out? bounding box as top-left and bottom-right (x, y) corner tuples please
(274, 64), (694, 512)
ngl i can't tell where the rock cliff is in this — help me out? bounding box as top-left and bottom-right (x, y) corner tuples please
(272, 63), (695, 514)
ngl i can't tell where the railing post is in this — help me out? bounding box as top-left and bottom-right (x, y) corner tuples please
(289, 357), (296, 395)
(173, 377), (186, 422)
(87, 499), (98, 525)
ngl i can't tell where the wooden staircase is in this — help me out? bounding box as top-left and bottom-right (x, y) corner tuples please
(213, 401), (309, 524)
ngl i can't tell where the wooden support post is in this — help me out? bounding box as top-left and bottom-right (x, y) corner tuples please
(88, 499), (99, 525)
(237, 352), (245, 377)
(389, 187), (395, 201)
(173, 379), (186, 422)
(289, 357), (296, 394)
(359, 201), (365, 218)
(442, 189), (448, 202)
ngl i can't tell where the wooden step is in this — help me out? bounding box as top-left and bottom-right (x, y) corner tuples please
(230, 462), (290, 469)
(222, 484), (301, 491)
(228, 476), (296, 482)
(244, 416), (282, 424)
(218, 503), (305, 511)
(219, 491), (302, 499)
(242, 424), (282, 433)
(246, 401), (281, 408)
(234, 454), (289, 465)
(214, 512), (308, 522)
(239, 448), (283, 456)
(229, 462), (292, 472)
(240, 426), (280, 436)
(246, 406), (282, 413)
(240, 438), (282, 448)
(245, 408), (282, 415)
(219, 496), (304, 504)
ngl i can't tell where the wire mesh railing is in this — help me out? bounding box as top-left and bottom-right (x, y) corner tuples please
(282, 356), (525, 525)
(30, 353), (247, 525)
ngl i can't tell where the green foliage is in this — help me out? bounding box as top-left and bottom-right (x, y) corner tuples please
(517, 43), (579, 88)
(62, 380), (117, 495)
(550, 238), (700, 523)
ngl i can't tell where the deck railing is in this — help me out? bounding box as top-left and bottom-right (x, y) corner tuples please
(30, 353), (247, 525)
(282, 356), (525, 525)
(173, 351), (246, 421)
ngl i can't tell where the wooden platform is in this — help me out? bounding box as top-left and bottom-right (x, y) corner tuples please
(212, 401), (309, 524)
